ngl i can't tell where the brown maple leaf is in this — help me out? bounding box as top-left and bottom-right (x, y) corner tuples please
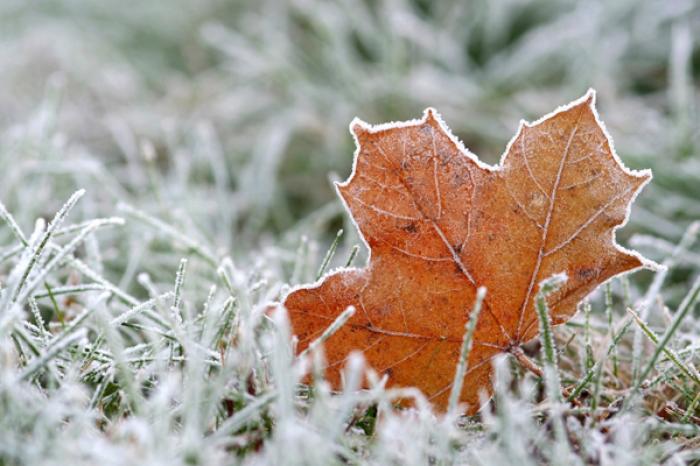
(282, 90), (651, 414)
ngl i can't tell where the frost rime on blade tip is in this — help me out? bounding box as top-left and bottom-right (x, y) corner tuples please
(280, 90), (652, 414)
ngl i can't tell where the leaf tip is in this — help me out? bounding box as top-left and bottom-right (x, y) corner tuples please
(641, 257), (665, 272)
(583, 88), (596, 106)
(625, 167), (653, 194)
(349, 117), (370, 139)
(423, 107), (439, 123)
(637, 168), (653, 183)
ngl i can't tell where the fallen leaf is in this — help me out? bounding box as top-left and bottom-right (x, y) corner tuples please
(282, 90), (651, 413)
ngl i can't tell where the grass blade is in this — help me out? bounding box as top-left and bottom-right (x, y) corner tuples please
(448, 286), (486, 414)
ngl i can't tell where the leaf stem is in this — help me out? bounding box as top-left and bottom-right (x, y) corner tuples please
(509, 346), (543, 378)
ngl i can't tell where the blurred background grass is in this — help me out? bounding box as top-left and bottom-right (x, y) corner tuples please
(0, 0), (698, 286)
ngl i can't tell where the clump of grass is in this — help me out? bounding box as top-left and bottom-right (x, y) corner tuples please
(1, 184), (699, 465)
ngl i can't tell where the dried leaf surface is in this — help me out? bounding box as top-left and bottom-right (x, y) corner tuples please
(282, 91), (651, 413)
